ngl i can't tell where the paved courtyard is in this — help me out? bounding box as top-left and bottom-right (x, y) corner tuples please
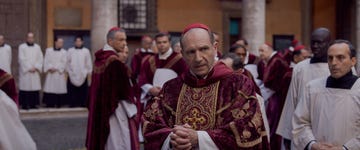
(21, 108), (88, 150)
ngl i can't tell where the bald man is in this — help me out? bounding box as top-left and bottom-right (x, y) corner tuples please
(131, 35), (155, 79)
(258, 43), (290, 150)
(18, 32), (43, 109)
(143, 23), (269, 150)
(277, 28), (332, 149)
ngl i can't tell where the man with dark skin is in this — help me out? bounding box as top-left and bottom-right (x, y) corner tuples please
(277, 28), (332, 150)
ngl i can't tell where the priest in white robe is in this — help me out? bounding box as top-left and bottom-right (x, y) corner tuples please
(0, 35), (12, 74)
(43, 37), (67, 107)
(66, 36), (92, 107)
(293, 40), (360, 150)
(276, 28), (331, 149)
(18, 32), (43, 109)
(0, 89), (36, 150)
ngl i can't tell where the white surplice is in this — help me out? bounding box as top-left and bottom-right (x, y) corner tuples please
(43, 48), (67, 94)
(276, 59), (330, 140)
(18, 43), (43, 91)
(141, 48), (174, 103)
(105, 100), (137, 150)
(66, 47), (93, 87)
(0, 90), (36, 150)
(0, 44), (12, 74)
(292, 77), (360, 150)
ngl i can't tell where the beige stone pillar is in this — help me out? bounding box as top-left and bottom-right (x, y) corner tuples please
(356, 0), (360, 73)
(91, 0), (118, 55)
(241, 0), (265, 56)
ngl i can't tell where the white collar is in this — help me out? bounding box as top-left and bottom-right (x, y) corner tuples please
(264, 51), (277, 64)
(159, 48), (173, 60)
(268, 51), (277, 61)
(141, 48), (153, 53)
(190, 69), (209, 80)
(189, 63), (216, 80)
(244, 51), (250, 64)
(290, 61), (296, 68)
(103, 44), (116, 52)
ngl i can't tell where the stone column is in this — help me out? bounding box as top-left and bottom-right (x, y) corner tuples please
(241, 0), (265, 56)
(356, 0), (360, 73)
(301, 0), (312, 47)
(91, 0), (118, 55)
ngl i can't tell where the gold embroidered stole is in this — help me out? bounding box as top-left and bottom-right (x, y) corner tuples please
(149, 54), (183, 74)
(175, 81), (220, 130)
(0, 73), (12, 87)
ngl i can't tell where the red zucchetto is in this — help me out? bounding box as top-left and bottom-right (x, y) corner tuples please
(182, 23), (210, 34)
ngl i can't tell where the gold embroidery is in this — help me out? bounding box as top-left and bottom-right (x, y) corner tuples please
(216, 115), (224, 126)
(238, 90), (257, 100)
(183, 108), (207, 129)
(148, 56), (156, 74)
(217, 90), (256, 115)
(0, 73), (12, 87)
(163, 102), (176, 116)
(93, 55), (121, 73)
(261, 131), (268, 137)
(175, 82), (220, 130)
(143, 100), (163, 121)
(142, 120), (150, 135)
(242, 101), (250, 110)
(216, 100), (234, 114)
(149, 53), (182, 74)
(250, 111), (263, 128)
(141, 55), (152, 66)
(242, 129), (252, 138)
(168, 116), (175, 127)
(164, 54), (182, 69)
(231, 109), (247, 119)
(230, 121), (264, 148)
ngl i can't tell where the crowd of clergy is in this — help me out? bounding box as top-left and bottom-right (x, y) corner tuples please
(1, 23), (359, 150)
(0, 33), (93, 109)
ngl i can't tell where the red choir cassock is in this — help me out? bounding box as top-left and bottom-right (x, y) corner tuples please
(143, 62), (270, 150)
(86, 49), (139, 150)
(247, 53), (261, 65)
(131, 48), (155, 79)
(138, 51), (188, 87)
(0, 69), (18, 105)
(262, 53), (290, 150)
(235, 68), (261, 95)
(279, 49), (293, 65)
(257, 60), (266, 80)
(138, 51), (187, 119)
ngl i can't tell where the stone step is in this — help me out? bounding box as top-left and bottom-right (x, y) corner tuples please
(20, 108), (88, 120)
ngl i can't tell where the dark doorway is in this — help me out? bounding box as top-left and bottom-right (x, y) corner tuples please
(53, 30), (91, 50)
(229, 18), (242, 45)
(336, 0), (356, 43)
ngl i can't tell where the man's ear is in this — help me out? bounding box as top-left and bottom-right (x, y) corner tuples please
(213, 41), (218, 53)
(351, 56), (357, 66)
(107, 38), (112, 46)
